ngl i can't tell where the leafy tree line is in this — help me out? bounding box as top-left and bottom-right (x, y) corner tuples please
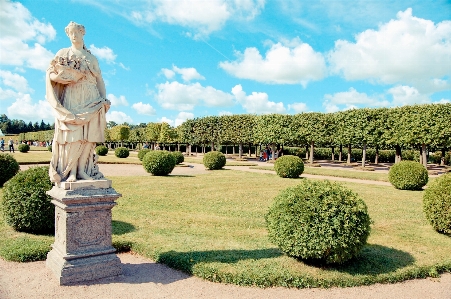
(0, 114), (53, 134)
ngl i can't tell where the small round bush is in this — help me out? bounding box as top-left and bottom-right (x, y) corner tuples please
(138, 148), (151, 161)
(142, 150), (176, 176)
(274, 155), (304, 178)
(171, 151), (184, 165)
(266, 180), (371, 264)
(423, 173), (451, 234)
(47, 144), (52, 152)
(203, 151), (226, 170)
(114, 147), (129, 158)
(0, 153), (20, 187)
(388, 161), (428, 190)
(1, 166), (54, 233)
(96, 145), (108, 156)
(18, 144), (30, 153)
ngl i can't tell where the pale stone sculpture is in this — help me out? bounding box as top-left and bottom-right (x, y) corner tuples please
(46, 21), (111, 183)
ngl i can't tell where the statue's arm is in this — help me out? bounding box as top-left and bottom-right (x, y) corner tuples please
(89, 55), (110, 110)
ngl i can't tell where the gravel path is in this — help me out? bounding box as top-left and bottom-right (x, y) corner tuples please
(6, 162), (450, 299)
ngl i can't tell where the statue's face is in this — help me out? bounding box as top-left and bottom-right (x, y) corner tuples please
(67, 27), (83, 44)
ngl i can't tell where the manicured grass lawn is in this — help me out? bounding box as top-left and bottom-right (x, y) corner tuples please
(1, 170), (450, 288)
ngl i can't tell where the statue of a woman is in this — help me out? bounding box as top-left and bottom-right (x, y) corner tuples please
(46, 21), (111, 183)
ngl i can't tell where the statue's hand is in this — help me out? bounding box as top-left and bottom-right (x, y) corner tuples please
(50, 71), (78, 85)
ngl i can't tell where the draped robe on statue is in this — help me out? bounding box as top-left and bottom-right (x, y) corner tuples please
(46, 47), (108, 183)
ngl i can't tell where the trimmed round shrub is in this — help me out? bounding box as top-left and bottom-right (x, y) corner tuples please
(172, 151), (184, 165)
(1, 166), (54, 233)
(142, 150), (176, 176)
(266, 180), (371, 264)
(423, 173), (451, 234)
(0, 153), (20, 187)
(203, 151), (226, 170)
(114, 147), (129, 158)
(18, 144), (30, 153)
(274, 155), (304, 178)
(96, 145), (108, 156)
(388, 161), (428, 190)
(138, 148), (151, 161)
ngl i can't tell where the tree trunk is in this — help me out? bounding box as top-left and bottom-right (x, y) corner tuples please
(347, 144), (351, 164)
(375, 145), (379, 164)
(271, 144), (276, 161)
(441, 148), (446, 166)
(339, 144), (343, 162)
(249, 143), (252, 157)
(225, 145), (228, 155)
(362, 143), (367, 167)
(331, 146), (335, 161)
(310, 141), (314, 164)
(305, 145), (309, 160)
(239, 142), (243, 158)
(395, 145), (402, 163)
(422, 143), (427, 168)
(233, 144), (236, 155)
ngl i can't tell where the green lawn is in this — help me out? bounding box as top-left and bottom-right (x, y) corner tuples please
(1, 170), (450, 288)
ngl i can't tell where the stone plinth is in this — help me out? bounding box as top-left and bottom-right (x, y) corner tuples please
(46, 179), (122, 285)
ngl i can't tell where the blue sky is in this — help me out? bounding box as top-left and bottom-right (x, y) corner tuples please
(1, 0), (450, 127)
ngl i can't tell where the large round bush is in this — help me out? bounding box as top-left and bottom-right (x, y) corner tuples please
(96, 145), (108, 156)
(266, 180), (371, 264)
(138, 148), (151, 161)
(114, 147), (129, 158)
(274, 155), (304, 178)
(172, 151), (184, 165)
(423, 173), (451, 234)
(388, 161), (428, 190)
(1, 166), (54, 233)
(0, 153), (20, 187)
(203, 151), (226, 170)
(18, 144), (30, 153)
(142, 150), (176, 176)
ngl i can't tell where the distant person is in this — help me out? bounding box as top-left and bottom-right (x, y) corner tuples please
(143, 142), (149, 149)
(155, 143), (161, 150)
(0, 138), (4, 152)
(8, 138), (14, 153)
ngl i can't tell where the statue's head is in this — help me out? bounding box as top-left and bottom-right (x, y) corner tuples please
(65, 21), (86, 37)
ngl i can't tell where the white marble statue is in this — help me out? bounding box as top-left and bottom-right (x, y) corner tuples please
(46, 21), (111, 183)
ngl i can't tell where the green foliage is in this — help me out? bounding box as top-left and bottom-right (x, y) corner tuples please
(142, 150), (176, 176)
(423, 173), (451, 234)
(114, 147), (130, 158)
(0, 237), (51, 262)
(95, 145), (108, 156)
(109, 125), (130, 142)
(18, 143), (30, 153)
(266, 180), (371, 264)
(171, 151), (184, 164)
(47, 144), (52, 152)
(203, 151), (226, 170)
(138, 148), (151, 161)
(388, 161), (428, 190)
(274, 155), (304, 178)
(0, 153), (20, 187)
(1, 166), (54, 233)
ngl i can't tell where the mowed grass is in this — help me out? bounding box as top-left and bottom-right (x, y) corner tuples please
(1, 170), (450, 288)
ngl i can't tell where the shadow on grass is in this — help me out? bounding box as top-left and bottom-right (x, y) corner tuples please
(112, 220), (136, 235)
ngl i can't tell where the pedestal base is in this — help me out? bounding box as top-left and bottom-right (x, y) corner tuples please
(46, 179), (122, 285)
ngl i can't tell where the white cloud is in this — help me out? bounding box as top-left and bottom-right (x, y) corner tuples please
(162, 68), (175, 79)
(218, 110), (233, 116)
(388, 85), (430, 106)
(89, 44), (117, 64)
(322, 87), (390, 113)
(106, 110), (133, 124)
(0, 87), (21, 101)
(132, 102), (156, 116)
(288, 102), (308, 113)
(220, 38), (326, 86)
(159, 117), (174, 126)
(328, 8), (451, 93)
(107, 94), (128, 106)
(0, 0), (55, 71)
(175, 111), (194, 127)
(6, 93), (54, 122)
(231, 84), (285, 114)
(155, 81), (234, 110)
(0, 70), (32, 93)
(129, 0), (264, 38)
(172, 66), (205, 82)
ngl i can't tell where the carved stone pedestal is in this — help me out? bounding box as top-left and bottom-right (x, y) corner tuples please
(46, 179), (122, 285)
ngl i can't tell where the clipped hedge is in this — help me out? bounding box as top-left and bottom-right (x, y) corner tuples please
(0, 153), (20, 187)
(142, 150), (176, 176)
(203, 151), (226, 170)
(1, 166), (54, 233)
(114, 147), (130, 158)
(423, 173), (451, 234)
(388, 161), (428, 190)
(138, 149), (151, 161)
(18, 144), (30, 153)
(172, 151), (184, 165)
(266, 180), (371, 264)
(274, 155), (304, 178)
(95, 145), (108, 156)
